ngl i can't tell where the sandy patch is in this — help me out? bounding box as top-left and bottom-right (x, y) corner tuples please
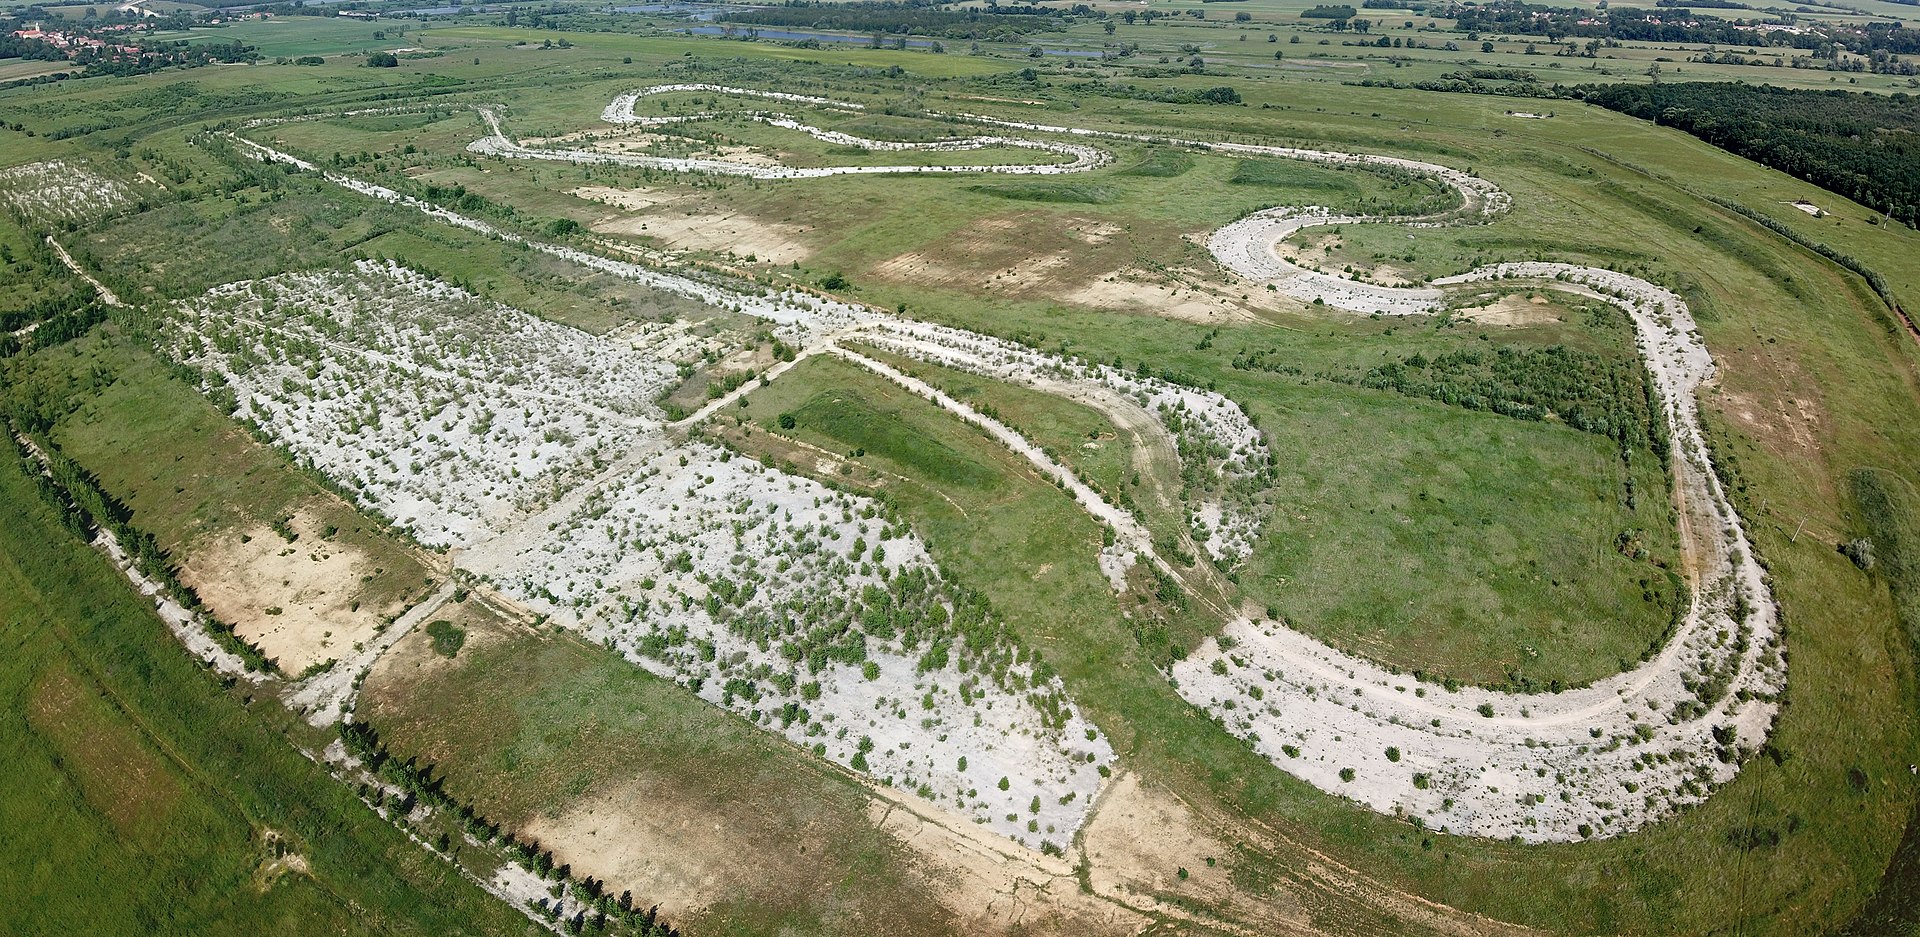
(1066, 219), (1123, 245)
(594, 210), (811, 263)
(569, 184), (684, 212)
(869, 789), (1145, 936)
(1453, 292), (1562, 326)
(1065, 268), (1263, 324)
(1081, 772), (1246, 908)
(183, 508), (396, 674)
(521, 774), (837, 921)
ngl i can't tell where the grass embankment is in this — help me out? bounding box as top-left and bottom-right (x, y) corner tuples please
(0, 451), (531, 936)
(1839, 468), (1920, 936)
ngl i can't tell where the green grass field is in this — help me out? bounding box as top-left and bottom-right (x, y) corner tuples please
(0, 453), (533, 936)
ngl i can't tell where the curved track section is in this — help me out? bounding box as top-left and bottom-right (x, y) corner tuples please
(468, 85), (1108, 177)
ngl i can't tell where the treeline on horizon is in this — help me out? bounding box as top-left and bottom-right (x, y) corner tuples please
(1577, 82), (1920, 229)
(720, 0), (1090, 38)
(1445, 0), (1920, 56)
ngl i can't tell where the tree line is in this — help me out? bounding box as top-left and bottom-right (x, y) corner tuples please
(1578, 82), (1920, 230)
(720, 1), (1076, 38)
(339, 721), (679, 936)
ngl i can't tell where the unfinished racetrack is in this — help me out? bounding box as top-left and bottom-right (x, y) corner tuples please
(213, 85), (1781, 846)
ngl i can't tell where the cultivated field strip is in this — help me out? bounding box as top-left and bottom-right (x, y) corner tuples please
(224, 89), (1781, 843)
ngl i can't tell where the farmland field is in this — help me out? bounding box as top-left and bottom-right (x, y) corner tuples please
(3, 2), (1920, 935)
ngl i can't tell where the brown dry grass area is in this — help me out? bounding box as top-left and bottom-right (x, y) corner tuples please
(1066, 268), (1273, 325)
(1281, 232), (1420, 288)
(594, 210), (812, 264)
(26, 664), (181, 843)
(871, 213), (1100, 296)
(362, 593), (521, 687)
(872, 212), (1280, 325)
(570, 185), (683, 212)
(181, 505), (420, 674)
(1453, 292), (1564, 327)
(521, 772), (849, 922)
(661, 344), (777, 414)
(1706, 333), (1839, 530)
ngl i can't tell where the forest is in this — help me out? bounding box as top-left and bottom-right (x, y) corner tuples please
(1576, 82), (1920, 229)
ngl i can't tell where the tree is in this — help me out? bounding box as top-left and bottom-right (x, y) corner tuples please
(366, 52), (399, 67)
(1481, 40), (1495, 52)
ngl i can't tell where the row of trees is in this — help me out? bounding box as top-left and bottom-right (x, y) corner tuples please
(3, 415), (275, 671)
(339, 721), (679, 936)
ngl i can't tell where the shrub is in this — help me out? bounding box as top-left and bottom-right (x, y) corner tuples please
(425, 619), (466, 658)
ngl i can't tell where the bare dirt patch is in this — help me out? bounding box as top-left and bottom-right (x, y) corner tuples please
(568, 184), (685, 212)
(871, 214), (1276, 325)
(520, 773), (838, 921)
(361, 594), (522, 691)
(1065, 267), (1267, 324)
(182, 506), (406, 674)
(1079, 772), (1315, 934)
(594, 210), (812, 263)
(870, 213), (1105, 297)
(1453, 292), (1564, 327)
(869, 789), (1145, 936)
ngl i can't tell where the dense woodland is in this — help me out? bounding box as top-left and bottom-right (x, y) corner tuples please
(1576, 82), (1920, 229)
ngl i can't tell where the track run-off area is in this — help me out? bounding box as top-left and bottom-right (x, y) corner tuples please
(213, 84), (1781, 845)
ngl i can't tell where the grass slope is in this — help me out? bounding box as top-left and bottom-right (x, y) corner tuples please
(0, 453), (532, 937)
